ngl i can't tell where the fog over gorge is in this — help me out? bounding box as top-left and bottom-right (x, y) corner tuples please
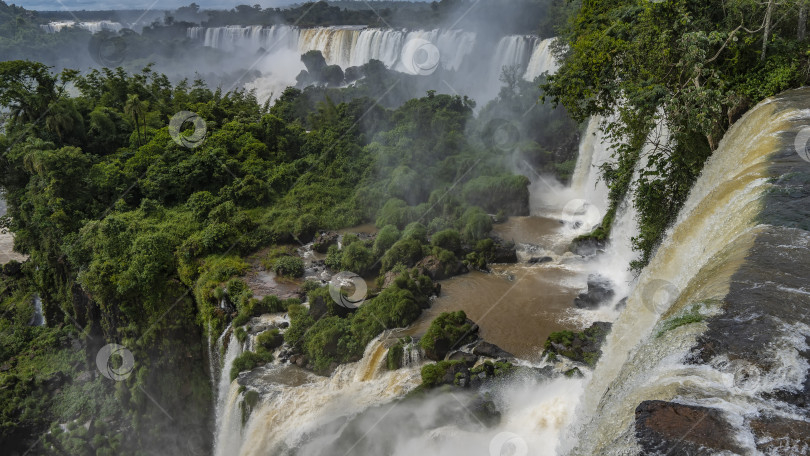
(3, 1), (810, 456)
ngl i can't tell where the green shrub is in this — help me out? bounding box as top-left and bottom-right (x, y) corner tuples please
(284, 304), (315, 347)
(461, 208), (492, 241)
(387, 342), (404, 370)
(304, 316), (358, 372)
(301, 279), (321, 293)
(232, 313), (250, 327)
(373, 225), (401, 257)
(341, 241), (374, 274)
(230, 348), (274, 380)
(273, 256), (305, 278)
(257, 329), (283, 350)
(419, 311), (476, 360)
(380, 238), (424, 272)
(402, 222), (428, 243)
(420, 360), (463, 387)
(430, 229), (462, 253)
(325, 244), (342, 270)
(235, 327), (247, 343)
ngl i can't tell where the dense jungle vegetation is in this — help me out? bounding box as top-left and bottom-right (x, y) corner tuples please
(545, 0), (810, 268)
(0, 1), (579, 451)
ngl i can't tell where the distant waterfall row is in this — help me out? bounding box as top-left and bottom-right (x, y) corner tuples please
(187, 25), (558, 81)
(40, 21), (123, 34)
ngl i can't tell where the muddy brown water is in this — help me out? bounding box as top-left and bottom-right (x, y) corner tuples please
(405, 264), (581, 361)
(404, 216), (587, 361)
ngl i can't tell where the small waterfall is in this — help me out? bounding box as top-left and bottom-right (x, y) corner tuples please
(567, 91), (793, 454)
(214, 324), (242, 455)
(229, 334), (422, 455)
(401, 341), (423, 368)
(29, 295), (45, 327)
(524, 37), (559, 80)
(566, 116), (613, 213)
(490, 35), (536, 82)
(41, 21), (122, 34)
(208, 321), (217, 399)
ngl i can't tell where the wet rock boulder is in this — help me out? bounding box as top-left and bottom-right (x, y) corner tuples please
(471, 341), (513, 360)
(542, 321), (611, 366)
(312, 231), (338, 253)
(569, 237), (605, 256)
(573, 274), (615, 309)
(528, 256), (553, 264)
(635, 400), (744, 455)
(416, 255), (467, 281)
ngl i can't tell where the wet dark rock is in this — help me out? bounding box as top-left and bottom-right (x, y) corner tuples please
(416, 255), (467, 280)
(446, 351), (478, 366)
(491, 240), (518, 263)
(569, 237), (605, 256)
(635, 400), (744, 455)
(573, 274), (615, 309)
(472, 341), (513, 360)
(312, 231), (338, 253)
(614, 297), (628, 311)
(528, 256), (553, 264)
(750, 415), (810, 454)
(543, 322), (611, 366)
(563, 367), (583, 378)
(468, 394), (502, 427)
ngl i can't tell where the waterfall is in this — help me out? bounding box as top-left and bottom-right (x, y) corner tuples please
(524, 38), (559, 80)
(401, 341), (424, 368)
(490, 35), (536, 83)
(566, 92), (805, 454)
(189, 25), (476, 72)
(41, 21), (122, 34)
(214, 324), (242, 455)
(29, 295), (45, 327)
(227, 334), (422, 455)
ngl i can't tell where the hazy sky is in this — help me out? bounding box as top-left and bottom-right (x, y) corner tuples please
(11, 1), (298, 10)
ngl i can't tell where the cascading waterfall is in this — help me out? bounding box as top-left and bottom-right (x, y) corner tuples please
(569, 116), (612, 210)
(566, 92), (804, 454)
(41, 21), (123, 34)
(490, 35), (536, 82)
(214, 324), (242, 454)
(29, 295), (45, 327)
(524, 37), (559, 81)
(227, 333), (423, 456)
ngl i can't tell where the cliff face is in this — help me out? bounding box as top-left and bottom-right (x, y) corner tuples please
(572, 88), (810, 454)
